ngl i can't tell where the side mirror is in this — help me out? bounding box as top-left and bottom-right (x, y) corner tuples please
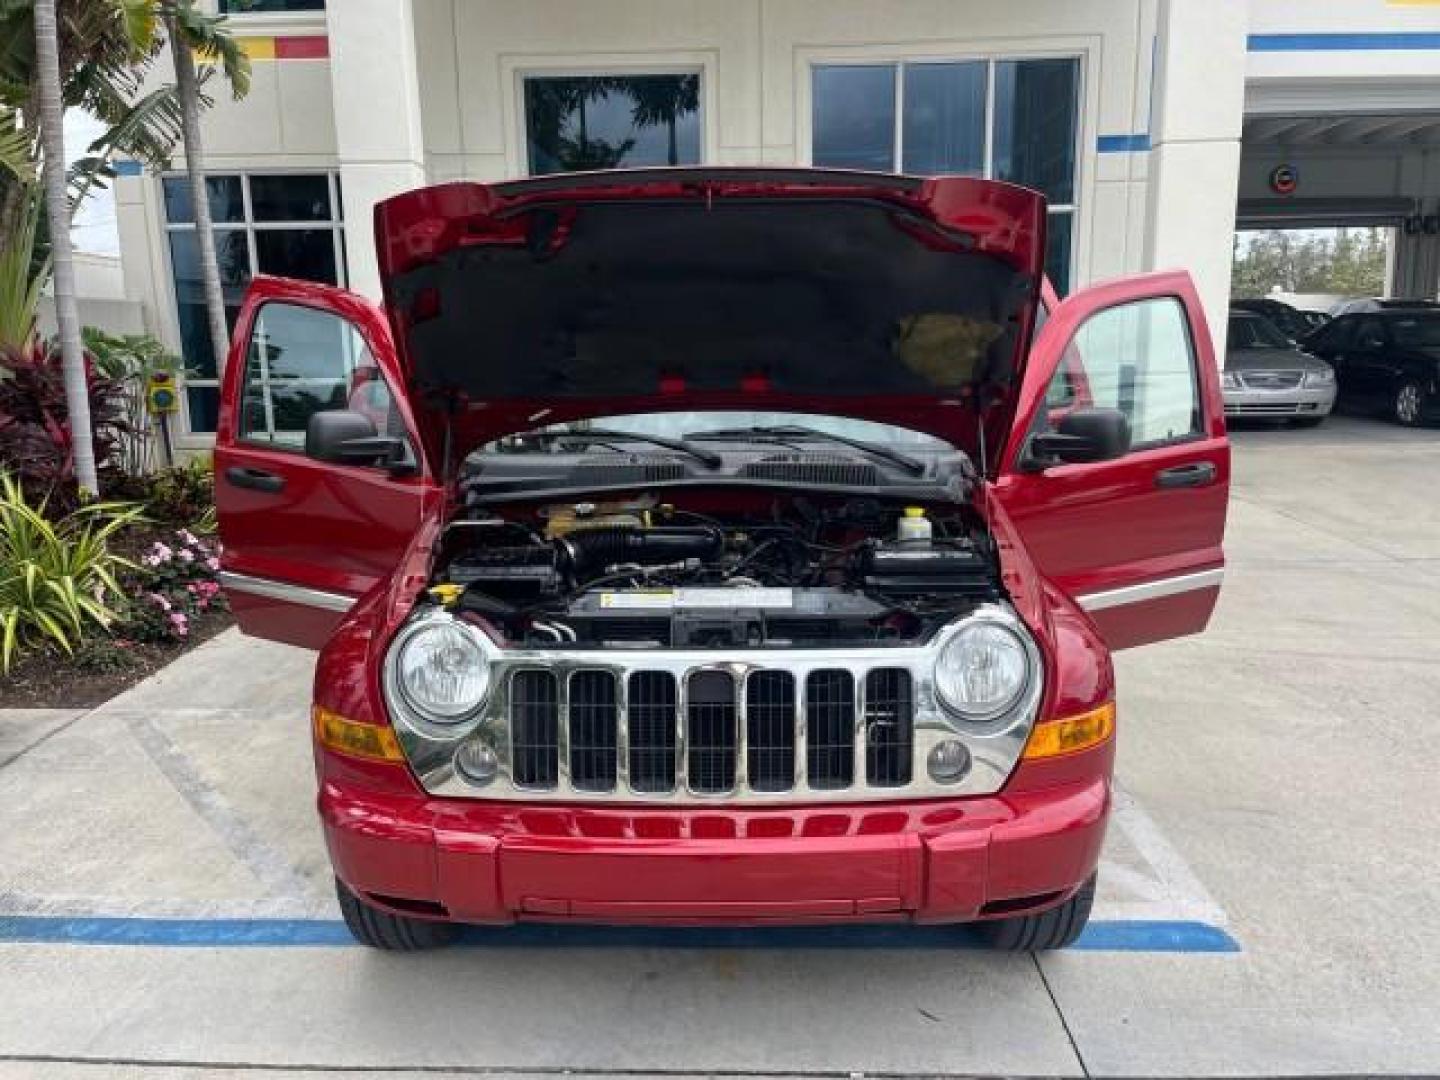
(305, 410), (404, 467)
(1023, 407), (1131, 470)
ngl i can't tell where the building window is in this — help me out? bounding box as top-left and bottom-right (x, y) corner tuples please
(812, 58), (1080, 293)
(162, 172), (345, 434)
(218, 1), (325, 12)
(524, 73), (701, 175)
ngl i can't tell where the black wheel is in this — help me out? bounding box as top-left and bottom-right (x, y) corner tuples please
(1393, 381), (1425, 427)
(977, 875), (1095, 951)
(336, 879), (458, 950)
(1289, 416), (1327, 428)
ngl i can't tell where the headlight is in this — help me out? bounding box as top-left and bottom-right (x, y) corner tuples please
(1304, 367), (1335, 387)
(393, 617), (490, 721)
(1222, 371), (1241, 390)
(934, 620), (1032, 720)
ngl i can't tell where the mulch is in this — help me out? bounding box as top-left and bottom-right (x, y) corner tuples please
(0, 610), (235, 710)
(0, 521), (234, 712)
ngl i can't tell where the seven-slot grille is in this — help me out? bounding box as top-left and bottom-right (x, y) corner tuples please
(504, 666), (915, 796)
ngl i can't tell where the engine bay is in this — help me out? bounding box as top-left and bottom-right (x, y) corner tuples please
(433, 493), (1001, 650)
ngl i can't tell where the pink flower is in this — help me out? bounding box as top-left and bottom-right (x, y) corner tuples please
(178, 530), (199, 546)
(149, 592), (171, 612)
(206, 557), (220, 572)
(151, 543), (173, 562)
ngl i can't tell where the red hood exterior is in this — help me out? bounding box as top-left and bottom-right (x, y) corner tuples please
(374, 169), (1046, 474)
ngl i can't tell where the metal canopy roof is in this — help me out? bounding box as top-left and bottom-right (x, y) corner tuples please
(1244, 112), (1440, 150)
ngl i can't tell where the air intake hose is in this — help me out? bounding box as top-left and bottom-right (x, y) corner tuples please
(557, 525), (723, 576)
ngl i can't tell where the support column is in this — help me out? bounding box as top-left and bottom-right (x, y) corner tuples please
(327, 0), (427, 299)
(1144, 0), (1248, 357)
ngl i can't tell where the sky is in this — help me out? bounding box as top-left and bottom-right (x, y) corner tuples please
(67, 110), (122, 256)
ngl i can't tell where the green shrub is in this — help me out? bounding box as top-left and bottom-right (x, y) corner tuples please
(118, 457), (215, 528)
(0, 474), (143, 672)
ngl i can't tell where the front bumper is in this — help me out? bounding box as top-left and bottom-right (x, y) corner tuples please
(320, 772), (1110, 926)
(1223, 382), (1336, 419)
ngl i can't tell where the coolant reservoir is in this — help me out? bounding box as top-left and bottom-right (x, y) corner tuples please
(897, 506), (932, 543)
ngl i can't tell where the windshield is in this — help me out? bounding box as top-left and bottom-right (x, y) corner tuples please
(482, 411), (952, 451)
(1228, 314), (1291, 350)
(1390, 317), (1440, 349)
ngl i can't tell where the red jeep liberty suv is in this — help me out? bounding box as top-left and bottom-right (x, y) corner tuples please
(215, 169), (1229, 950)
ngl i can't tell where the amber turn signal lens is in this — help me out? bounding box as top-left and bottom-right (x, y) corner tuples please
(1023, 701), (1115, 760)
(313, 705), (405, 762)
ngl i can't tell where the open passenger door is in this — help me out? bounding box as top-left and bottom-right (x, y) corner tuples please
(994, 271), (1230, 650)
(215, 277), (437, 649)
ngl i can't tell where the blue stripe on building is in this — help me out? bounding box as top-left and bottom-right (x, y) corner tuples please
(1097, 133), (1151, 154)
(1248, 32), (1440, 52)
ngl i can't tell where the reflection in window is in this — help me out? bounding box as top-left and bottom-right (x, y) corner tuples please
(812, 66), (895, 171)
(240, 303), (378, 447)
(525, 74), (700, 174)
(1047, 297), (1200, 447)
(993, 59), (1078, 203)
(162, 173), (344, 434)
(812, 57), (1080, 291)
(902, 62), (985, 176)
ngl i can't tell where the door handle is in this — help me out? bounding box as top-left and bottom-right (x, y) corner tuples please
(225, 466), (286, 494)
(1154, 462), (1217, 490)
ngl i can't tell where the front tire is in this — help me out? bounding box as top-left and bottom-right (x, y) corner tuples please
(1393, 380), (1425, 427)
(336, 879), (458, 950)
(977, 875), (1095, 951)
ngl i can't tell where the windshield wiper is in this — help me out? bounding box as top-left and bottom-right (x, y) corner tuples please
(531, 427), (723, 469)
(687, 425), (927, 476)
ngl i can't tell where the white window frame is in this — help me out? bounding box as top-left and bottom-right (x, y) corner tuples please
(501, 52), (719, 179)
(159, 169), (346, 442)
(796, 39), (1098, 294)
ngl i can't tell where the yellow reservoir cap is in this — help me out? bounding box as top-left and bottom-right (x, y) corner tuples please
(1023, 701), (1116, 760)
(313, 705), (405, 763)
(903, 506), (926, 517)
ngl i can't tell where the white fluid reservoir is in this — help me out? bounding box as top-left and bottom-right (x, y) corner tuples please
(897, 506), (932, 543)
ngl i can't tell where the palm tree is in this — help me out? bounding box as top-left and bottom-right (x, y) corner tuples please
(32, 0), (96, 495)
(3, 0), (189, 496)
(159, 2), (250, 381)
(627, 75), (700, 167)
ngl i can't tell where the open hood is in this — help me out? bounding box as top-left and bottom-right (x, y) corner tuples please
(374, 168), (1046, 476)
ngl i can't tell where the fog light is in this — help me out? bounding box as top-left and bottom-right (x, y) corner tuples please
(927, 739), (971, 784)
(454, 741), (499, 786)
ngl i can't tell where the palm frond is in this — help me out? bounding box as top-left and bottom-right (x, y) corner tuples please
(172, 3), (251, 99)
(0, 103), (33, 182)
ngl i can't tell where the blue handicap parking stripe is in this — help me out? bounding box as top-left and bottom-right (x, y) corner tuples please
(0, 915), (1238, 952)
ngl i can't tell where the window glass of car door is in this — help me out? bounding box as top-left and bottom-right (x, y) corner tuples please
(1038, 295), (1201, 449)
(1355, 317), (1388, 351)
(239, 302), (405, 452)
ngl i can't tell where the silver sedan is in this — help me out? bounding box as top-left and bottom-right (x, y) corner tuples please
(1223, 310), (1336, 426)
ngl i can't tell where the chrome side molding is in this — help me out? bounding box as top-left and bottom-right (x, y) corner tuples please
(218, 571), (356, 614)
(1077, 567), (1225, 613)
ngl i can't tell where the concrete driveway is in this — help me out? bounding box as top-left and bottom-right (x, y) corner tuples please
(2, 415), (1438, 1078)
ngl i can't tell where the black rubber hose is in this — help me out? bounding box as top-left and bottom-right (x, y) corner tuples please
(557, 525), (724, 576)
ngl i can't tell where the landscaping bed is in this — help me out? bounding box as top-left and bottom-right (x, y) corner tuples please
(1, 514), (234, 710)
(0, 608), (234, 710)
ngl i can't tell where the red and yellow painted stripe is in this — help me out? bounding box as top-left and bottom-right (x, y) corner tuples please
(234, 34), (329, 60)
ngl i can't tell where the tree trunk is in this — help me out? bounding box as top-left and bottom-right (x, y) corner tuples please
(167, 12), (231, 385)
(33, 0), (99, 497)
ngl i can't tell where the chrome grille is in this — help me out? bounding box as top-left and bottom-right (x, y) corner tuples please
(745, 670), (796, 792)
(628, 671), (677, 793)
(686, 670), (738, 794)
(864, 669), (914, 787)
(568, 670), (618, 792)
(805, 670), (856, 789)
(388, 603), (1046, 805)
(1239, 370), (1304, 391)
(510, 671), (559, 788)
